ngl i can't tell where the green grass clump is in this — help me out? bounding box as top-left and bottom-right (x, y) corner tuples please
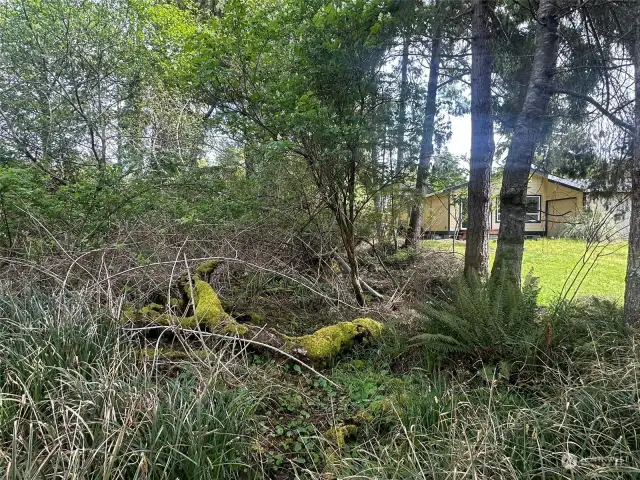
(332, 354), (640, 478)
(0, 290), (256, 479)
(423, 238), (627, 304)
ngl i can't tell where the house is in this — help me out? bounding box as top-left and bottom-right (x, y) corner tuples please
(420, 168), (631, 239)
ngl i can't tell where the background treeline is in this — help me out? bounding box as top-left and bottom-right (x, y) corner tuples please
(1, 0), (637, 318)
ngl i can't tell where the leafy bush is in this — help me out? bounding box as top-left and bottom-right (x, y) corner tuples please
(411, 273), (542, 364)
(556, 208), (619, 242)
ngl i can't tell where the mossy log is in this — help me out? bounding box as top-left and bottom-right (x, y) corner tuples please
(126, 262), (384, 362)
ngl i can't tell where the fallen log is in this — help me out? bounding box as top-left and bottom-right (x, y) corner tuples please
(123, 262), (384, 363)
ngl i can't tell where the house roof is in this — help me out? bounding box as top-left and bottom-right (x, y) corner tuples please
(425, 168), (587, 198)
(544, 172), (588, 191)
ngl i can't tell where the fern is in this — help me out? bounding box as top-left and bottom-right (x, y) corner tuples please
(411, 272), (543, 364)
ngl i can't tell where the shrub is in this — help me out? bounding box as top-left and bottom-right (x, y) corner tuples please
(556, 208), (619, 242)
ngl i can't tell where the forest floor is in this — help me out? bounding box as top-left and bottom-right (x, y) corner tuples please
(1, 242), (638, 479)
(423, 238), (627, 304)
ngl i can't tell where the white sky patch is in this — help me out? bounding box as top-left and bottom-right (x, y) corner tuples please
(448, 114), (471, 157)
(447, 113), (508, 169)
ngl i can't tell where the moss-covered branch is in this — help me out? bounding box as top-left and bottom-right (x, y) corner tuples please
(125, 262), (384, 362)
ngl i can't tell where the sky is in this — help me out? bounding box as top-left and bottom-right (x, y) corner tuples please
(448, 114), (471, 157)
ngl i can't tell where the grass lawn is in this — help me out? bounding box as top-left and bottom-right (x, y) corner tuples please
(423, 238), (628, 304)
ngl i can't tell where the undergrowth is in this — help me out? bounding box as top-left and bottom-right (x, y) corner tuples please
(1, 284), (638, 479)
(411, 273), (542, 365)
(0, 290), (256, 479)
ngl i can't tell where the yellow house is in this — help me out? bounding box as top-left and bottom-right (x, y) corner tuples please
(421, 169), (586, 238)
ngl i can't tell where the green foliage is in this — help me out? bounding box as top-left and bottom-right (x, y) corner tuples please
(546, 296), (630, 358)
(336, 356), (640, 478)
(411, 273), (542, 364)
(0, 289), (256, 479)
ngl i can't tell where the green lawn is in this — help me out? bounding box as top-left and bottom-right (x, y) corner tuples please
(423, 238), (628, 304)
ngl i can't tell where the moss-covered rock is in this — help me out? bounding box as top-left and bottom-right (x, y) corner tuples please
(287, 317), (383, 361)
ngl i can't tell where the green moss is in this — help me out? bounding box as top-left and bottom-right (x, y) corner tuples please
(194, 259), (220, 277)
(192, 278), (230, 328)
(369, 397), (396, 416)
(153, 313), (198, 329)
(288, 318), (383, 360)
(341, 359), (367, 371)
(352, 317), (384, 339)
(290, 322), (358, 359)
(369, 393), (408, 418)
(168, 297), (184, 309)
(350, 409), (375, 424)
(139, 303), (164, 316)
(220, 321), (249, 336)
(325, 424), (357, 448)
(134, 280), (248, 337)
(245, 311), (265, 324)
(121, 304), (140, 323)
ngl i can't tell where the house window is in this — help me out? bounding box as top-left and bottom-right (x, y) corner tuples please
(496, 195), (541, 223)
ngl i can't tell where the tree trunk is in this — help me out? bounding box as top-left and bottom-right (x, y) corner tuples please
(342, 219), (366, 307)
(624, 16), (640, 326)
(490, 0), (560, 286)
(464, 0), (495, 280)
(342, 146), (366, 307)
(396, 36), (410, 173)
(372, 142), (386, 245)
(406, 30), (442, 247)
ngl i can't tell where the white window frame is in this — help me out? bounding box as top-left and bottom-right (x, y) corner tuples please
(525, 195), (541, 223)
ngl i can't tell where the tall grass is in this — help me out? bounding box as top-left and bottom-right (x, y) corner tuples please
(0, 289), (256, 479)
(330, 347), (640, 479)
(2, 286), (639, 479)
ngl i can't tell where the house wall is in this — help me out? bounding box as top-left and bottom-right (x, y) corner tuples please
(489, 173), (583, 236)
(585, 193), (632, 239)
(547, 197), (579, 236)
(543, 179), (584, 236)
(421, 173), (587, 237)
(423, 194), (450, 232)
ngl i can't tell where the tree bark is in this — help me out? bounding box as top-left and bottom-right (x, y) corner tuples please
(341, 146), (366, 307)
(490, 0), (560, 286)
(396, 36), (410, 173)
(624, 15), (640, 326)
(406, 29), (442, 247)
(464, 0), (495, 280)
